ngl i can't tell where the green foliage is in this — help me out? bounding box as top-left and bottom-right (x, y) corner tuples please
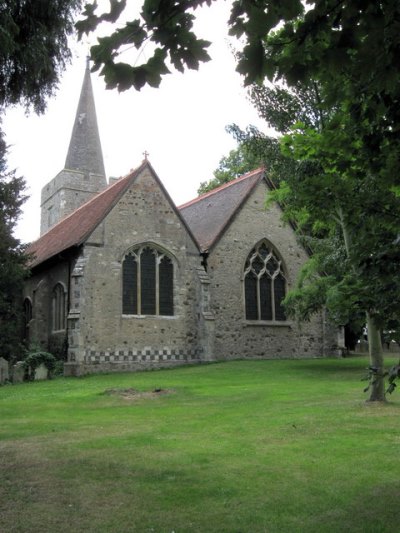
(0, 0), (83, 112)
(249, 80), (329, 133)
(48, 333), (68, 361)
(23, 350), (56, 380)
(228, 124), (296, 189)
(276, 118), (400, 328)
(197, 142), (262, 194)
(221, 82), (327, 195)
(0, 130), (29, 363)
(386, 362), (400, 395)
(362, 361), (400, 397)
(77, 0), (212, 91)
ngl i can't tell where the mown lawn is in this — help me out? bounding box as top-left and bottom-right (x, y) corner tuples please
(1, 357), (400, 533)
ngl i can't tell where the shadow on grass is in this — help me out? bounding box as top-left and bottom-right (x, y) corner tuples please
(293, 353), (399, 377)
(291, 357), (369, 376)
(324, 481), (400, 533)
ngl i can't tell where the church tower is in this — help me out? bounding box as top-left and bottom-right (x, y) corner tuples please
(40, 60), (107, 235)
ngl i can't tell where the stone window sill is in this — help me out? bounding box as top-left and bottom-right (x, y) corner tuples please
(244, 320), (293, 327)
(122, 314), (177, 319)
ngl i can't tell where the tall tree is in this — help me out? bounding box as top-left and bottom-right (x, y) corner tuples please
(0, 1), (84, 361)
(199, 81), (324, 194)
(0, 129), (28, 362)
(271, 111), (400, 402)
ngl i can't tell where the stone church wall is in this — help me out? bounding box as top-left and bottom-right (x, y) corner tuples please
(206, 181), (325, 360)
(23, 260), (71, 352)
(40, 169), (106, 235)
(64, 167), (203, 375)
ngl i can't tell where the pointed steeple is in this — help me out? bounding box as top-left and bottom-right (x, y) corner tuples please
(40, 59), (108, 236)
(65, 58), (106, 177)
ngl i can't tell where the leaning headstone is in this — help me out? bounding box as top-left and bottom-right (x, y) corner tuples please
(12, 361), (25, 383)
(0, 357), (9, 384)
(34, 363), (48, 381)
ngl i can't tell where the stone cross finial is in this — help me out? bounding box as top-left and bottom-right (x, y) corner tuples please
(143, 150), (149, 160)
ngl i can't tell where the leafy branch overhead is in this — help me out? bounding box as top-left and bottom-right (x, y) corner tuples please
(76, 0), (213, 91)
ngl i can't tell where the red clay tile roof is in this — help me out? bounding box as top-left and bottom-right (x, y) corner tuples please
(27, 164), (265, 268)
(27, 162), (148, 268)
(178, 168), (265, 251)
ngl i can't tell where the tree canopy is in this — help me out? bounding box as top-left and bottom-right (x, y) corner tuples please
(0, 129), (28, 361)
(0, 1), (83, 362)
(1, 0), (83, 113)
(200, 79), (327, 198)
(197, 141), (262, 195)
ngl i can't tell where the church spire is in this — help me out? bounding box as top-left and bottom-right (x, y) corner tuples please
(64, 59), (106, 177)
(40, 59), (107, 236)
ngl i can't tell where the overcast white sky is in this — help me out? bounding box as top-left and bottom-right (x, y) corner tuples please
(4, 2), (267, 244)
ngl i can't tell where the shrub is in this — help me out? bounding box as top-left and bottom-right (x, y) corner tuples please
(23, 350), (56, 381)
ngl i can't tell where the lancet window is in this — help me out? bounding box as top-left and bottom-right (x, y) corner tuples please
(52, 283), (66, 331)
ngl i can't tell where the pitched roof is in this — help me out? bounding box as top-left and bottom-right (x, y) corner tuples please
(179, 168), (265, 251)
(27, 164), (265, 268)
(27, 162), (147, 268)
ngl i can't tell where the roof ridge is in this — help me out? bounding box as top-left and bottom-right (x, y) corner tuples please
(178, 167), (265, 210)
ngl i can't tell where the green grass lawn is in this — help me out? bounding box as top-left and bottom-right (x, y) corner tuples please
(1, 357), (400, 533)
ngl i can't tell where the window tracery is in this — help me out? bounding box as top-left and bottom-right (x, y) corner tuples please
(244, 241), (286, 322)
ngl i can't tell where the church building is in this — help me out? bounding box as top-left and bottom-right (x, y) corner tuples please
(23, 63), (337, 376)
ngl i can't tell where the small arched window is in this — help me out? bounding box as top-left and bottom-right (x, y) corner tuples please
(52, 283), (66, 331)
(122, 245), (174, 316)
(23, 298), (33, 341)
(244, 241), (287, 322)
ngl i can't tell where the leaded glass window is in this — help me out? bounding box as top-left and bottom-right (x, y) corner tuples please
(122, 245), (174, 316)
(244, 242), (287, 321)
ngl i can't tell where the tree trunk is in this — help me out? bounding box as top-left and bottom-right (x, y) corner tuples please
(366, 312), (385, 402)
(337, 209), (386, 401)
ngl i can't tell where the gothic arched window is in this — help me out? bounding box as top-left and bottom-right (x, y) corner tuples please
(23, 298), (33, 341)
(52, 283), (66, 331)
(244, 241), (287, 322)
(122, 245), (174, 316)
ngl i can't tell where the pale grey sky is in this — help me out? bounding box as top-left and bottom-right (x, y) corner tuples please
(5, 2), (267, 243)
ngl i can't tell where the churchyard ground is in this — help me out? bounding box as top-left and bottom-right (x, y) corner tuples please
(1, 357), (400, 532)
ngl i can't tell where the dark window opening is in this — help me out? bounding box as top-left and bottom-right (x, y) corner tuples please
(244, 241), (287, 322)
(52, 283), (66, 331)
(122, 245), (174, 316)
(23, 298), (32, 341)
(122, 254), (137, 314)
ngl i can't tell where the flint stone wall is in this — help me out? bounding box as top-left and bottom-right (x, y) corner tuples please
(206, 180), (327, 359)
(65, 167), (203, 374)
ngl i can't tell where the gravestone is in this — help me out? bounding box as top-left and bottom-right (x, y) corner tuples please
(12, 361), (25, 383)
(11, 361), (25, 383)
(0, 357), (9, 384)
(34, 364), (48, 381)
